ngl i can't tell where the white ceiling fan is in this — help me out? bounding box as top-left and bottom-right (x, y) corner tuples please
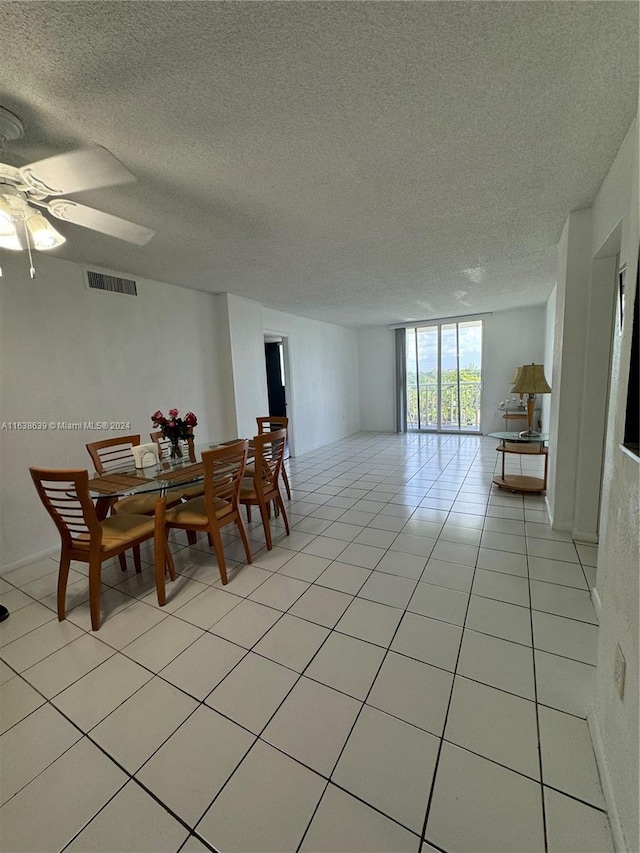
(0, 106), (155, 275)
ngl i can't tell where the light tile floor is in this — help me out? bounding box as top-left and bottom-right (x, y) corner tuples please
(0, 432), (612, 852)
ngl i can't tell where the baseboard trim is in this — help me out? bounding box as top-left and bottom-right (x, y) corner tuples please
(591, 586), (602, 620)
(1, 545), (58, 576)
(573, 529), (599, 544)
(587, 705), (628, 853)
(544, 495), (553, 524)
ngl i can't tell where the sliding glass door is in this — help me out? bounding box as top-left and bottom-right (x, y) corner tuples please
(405, 320), (482, 432)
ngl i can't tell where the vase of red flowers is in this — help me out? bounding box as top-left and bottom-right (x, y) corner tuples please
(151, 409), (198, 458)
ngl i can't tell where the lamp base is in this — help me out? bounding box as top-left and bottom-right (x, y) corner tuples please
(518, 429), (541, 438)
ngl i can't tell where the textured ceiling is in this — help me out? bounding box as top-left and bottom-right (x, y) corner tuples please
(0, 1), (637, 328)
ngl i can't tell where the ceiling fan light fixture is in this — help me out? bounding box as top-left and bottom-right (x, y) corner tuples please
(0, 196), (16, 237)
(0, 108), (154, 275)
(25, 211), (66, 250)
(0, 230), (23, 250)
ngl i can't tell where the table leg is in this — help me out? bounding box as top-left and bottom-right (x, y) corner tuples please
(94, 496), (112, 522)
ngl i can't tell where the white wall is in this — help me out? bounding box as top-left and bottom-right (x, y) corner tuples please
(211, 295), (239, 438)
(357, 327), (395, 431)
(589, 118), (639, 853)
(572, 253), (618, 541)
(542, 286), (556, 435)
(223, 293), (269, 439)
(542, 284), (559, 432)
(482, 308), (547, 434)
(546, 204), (624, 543)
(356, 307), (547, 435)
(262, 307), (360, 455)
(0, 254), (232, 568)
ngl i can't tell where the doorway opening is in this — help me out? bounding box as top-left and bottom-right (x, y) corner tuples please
(263, 334), (292, 457)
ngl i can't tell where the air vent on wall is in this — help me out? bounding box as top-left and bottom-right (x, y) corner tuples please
(86, 269), (137, 296)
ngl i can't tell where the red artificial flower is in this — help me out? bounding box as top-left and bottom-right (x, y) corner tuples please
(168, 408), (179, 418)
(151, 410), (167, 426)
(184, 412), (198, 427)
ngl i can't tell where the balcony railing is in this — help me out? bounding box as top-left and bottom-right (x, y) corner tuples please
(407, 380), (482, 431)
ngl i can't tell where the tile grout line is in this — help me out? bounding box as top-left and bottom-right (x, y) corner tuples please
(525, 502), (550, 853)
(417, 436), (490, 849)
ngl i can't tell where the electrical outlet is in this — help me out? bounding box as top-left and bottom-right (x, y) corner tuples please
(614, 644), (626, 700)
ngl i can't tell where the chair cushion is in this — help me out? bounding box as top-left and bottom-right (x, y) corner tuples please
(74, 513), (155, 551)
(239, 479), (257, 500)
(166, 496), (234, 527)
(240, 477), (278, 502)
(181, 484), (205, 500)
(114, 491), (182, 515)
(242, 468), (272, 484)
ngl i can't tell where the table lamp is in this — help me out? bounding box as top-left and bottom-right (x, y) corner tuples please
(511, 363), (551, 437)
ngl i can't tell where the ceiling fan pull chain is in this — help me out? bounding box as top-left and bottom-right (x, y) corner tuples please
(22, 216), (36, 278)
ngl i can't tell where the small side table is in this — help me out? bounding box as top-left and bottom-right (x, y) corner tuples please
(498, 408), (528, 423)
(489, 432), (549, 493)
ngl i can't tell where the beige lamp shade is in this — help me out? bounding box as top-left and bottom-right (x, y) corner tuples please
(25, 212), (66, 250)
(510, 366), (523, 386)
(511, 363), (551, 395)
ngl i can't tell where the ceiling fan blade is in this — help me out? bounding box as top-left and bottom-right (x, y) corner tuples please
(18, 146), (136, 197)
(47, 199), (155, 245)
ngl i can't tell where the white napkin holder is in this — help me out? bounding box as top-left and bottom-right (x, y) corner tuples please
(133, 443), (159, 469)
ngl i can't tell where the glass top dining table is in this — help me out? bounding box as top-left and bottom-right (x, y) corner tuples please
(88, 439), (249, 499)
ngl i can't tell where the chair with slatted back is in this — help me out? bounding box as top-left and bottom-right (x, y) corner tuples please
(30, 467), (175, 631)
(248, 416), (291, 500)
(159, 440), (252, 585)
(240, 429), (290, 550)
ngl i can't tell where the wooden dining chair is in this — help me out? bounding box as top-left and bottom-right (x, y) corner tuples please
(240, 428), (290, 550)
(158, 440), (252, 585)
(244, 416), (292, 500)
(30, 467), (175, 631)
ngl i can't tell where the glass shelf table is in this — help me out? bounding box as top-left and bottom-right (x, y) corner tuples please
(488, 431), (550, 493)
